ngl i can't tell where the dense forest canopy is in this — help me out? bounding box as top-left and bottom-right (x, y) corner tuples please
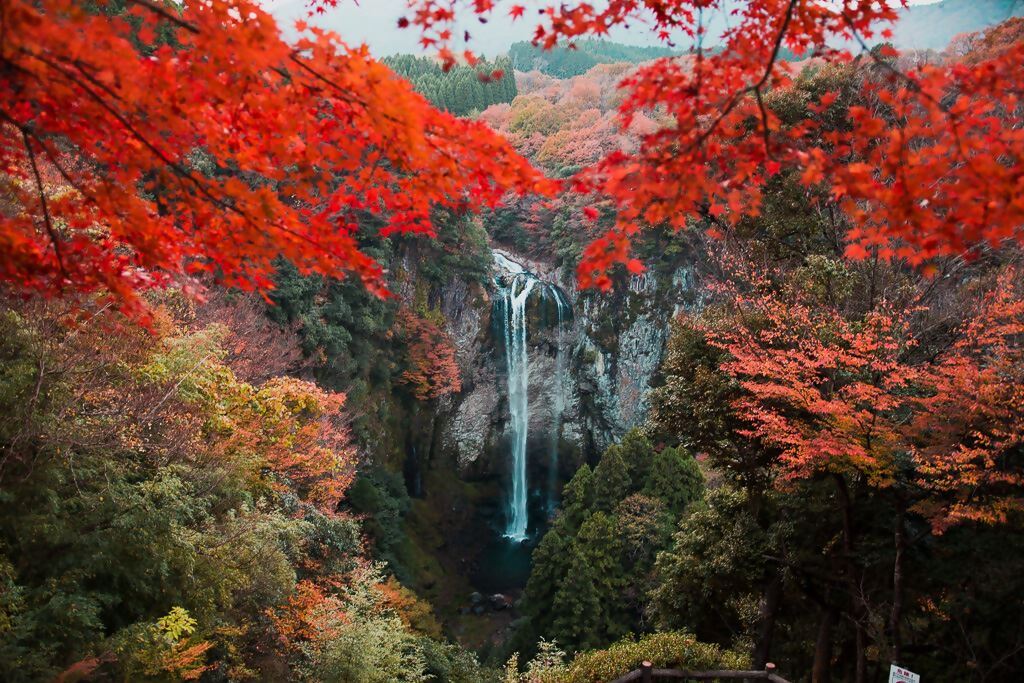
(1, 0), (1023, 681)
(507, 40), (681, 78)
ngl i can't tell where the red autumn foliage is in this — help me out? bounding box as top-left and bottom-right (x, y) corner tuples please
(1, 0), (547, 313)
(910, 271), (1024, 531)
(405, 1), (1024, 288)
(9, 1), (1020, 304)
(189, 292), (308, 384)
(706, 261), (1024, 532)
(396, 308), (463, 401)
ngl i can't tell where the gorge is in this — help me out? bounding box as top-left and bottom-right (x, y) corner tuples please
(5, 3), (1024, 677)
(398, 240), (700, 621)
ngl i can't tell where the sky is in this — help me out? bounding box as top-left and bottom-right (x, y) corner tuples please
(261, 1), (969, 58)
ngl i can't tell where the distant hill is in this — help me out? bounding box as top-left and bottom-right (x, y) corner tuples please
(885, 0), (1023, 51)
(508, 40), (680, 78)
(504, 1), (1024, 81)
(268, 0), (1024, 63)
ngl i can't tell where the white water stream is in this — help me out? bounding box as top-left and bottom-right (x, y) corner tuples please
(493, 250), (571, 541)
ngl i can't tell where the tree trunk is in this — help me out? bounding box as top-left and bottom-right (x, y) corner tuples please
(812, 607), (837, 683)
(833, 474), (867, 683)
(890, 494), (906, 665)
(855, 625), (867, 683)
(752, 571), (783, 669)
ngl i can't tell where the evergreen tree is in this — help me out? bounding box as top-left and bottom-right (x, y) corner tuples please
(550, 512), (627, 651)
(642, 446), (704, 515)
(593, 447), (632, 513)
(522, 524), (574, 636)
(520, 431), (706, 654)
(559, 464), (595, 529)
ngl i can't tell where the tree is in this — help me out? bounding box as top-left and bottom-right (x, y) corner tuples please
(395, 308), (463, 402)
(404, 1), (1024, 287)
(522, 431), (706, 654)
(641, 446), (703, 516)
(690, 249), (1024, 675)
(706, 262), (1024, 532)
(650, 487), (775, 648)
(1, 0), (545, 313)
(549, 512), (627, 651)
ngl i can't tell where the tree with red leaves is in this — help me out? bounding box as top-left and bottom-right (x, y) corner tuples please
(0, 0), (546, 313)
(7, 1), (1022, 307)
(405, 1), (1024, 287)
(697, 250), (1024, 669)
(396, 308), (463, 401)
(706, 260), (1024, 535)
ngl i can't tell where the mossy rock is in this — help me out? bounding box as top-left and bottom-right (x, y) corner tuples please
(537, 631), (749, 683)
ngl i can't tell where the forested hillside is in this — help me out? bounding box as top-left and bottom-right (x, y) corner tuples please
(508, 40), (679, 78)
(507, 61), (1024, 680)
(386, 55), (518, 116)
(3, 0), (1024, 682)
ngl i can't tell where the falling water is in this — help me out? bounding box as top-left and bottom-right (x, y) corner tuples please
(546, 288), (571, 514)
(493, 251), (572, 541)
(500, 273), (535, 541)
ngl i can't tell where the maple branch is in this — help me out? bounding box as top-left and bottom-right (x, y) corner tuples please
(841, 13), (993, 219)
(754, 87), (773, 159)
(21, 128), (69, 284)
(18, 48), (373, 275)
(682, 0), (796, 159)
(840, 12), (944, 112)
(125, 0), (199, 34)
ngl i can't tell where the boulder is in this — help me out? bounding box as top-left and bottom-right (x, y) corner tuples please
(488, 593), (512, 610)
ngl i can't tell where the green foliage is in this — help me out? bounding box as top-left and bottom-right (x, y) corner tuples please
(648, 321), (775, 489)
(642, 447), (704, 515)
(346, 467), (415, 582)
(549, 512), (627, 650)
(409, 211), (493, 287)
(0, 301), (482, 681)
(508, 40), (678, 78)
(421, 637), (497, 683)
(386, 54), (517, 116)
(527, 631), (748, 683)
(522, 431), (704, 653)
(649, 488), (778, 642)
(112, 607), (213, 682)
(308, 613), (427, 683)
(268, 260), (396, 409)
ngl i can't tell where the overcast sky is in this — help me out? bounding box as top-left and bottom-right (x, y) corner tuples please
(262, 1), (946, 58)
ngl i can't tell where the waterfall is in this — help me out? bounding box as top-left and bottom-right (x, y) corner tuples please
(547, 287), (570, 514)
(500, 272), (535, 541)
(493, 250), (572, 541)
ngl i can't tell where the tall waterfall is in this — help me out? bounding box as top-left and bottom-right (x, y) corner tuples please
(495, 253), (535, 541)
(546, 287), (571, 514)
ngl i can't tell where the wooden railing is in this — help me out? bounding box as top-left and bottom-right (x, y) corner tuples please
(610, 661), (792, 683)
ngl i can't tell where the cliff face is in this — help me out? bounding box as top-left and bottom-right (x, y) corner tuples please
(386, 242), (701, 611)
(438, 247), (699, 482)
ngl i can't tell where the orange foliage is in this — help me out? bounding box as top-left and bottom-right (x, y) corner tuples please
(707, 269), (920, 487)
(405, 1), (1024, 288)
(268, 579), (348, 653)
(396, 309), (463, 401)
(911, 270), (1024, 530)
(254, 378), (358, 513)
(161, 641), (215, 681)
(707, 262), (1024, 532)
(0, 0), (547, 312)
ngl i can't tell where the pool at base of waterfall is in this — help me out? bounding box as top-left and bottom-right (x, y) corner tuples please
(472, 534), (536, 594)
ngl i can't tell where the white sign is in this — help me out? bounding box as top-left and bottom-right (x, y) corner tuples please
(889, 664), (920, 683)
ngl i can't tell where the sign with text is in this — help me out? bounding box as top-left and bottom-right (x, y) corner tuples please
(889, 664), (920, 683)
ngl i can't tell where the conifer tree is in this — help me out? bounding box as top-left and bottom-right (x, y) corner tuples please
(550, 512), (627, 651)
